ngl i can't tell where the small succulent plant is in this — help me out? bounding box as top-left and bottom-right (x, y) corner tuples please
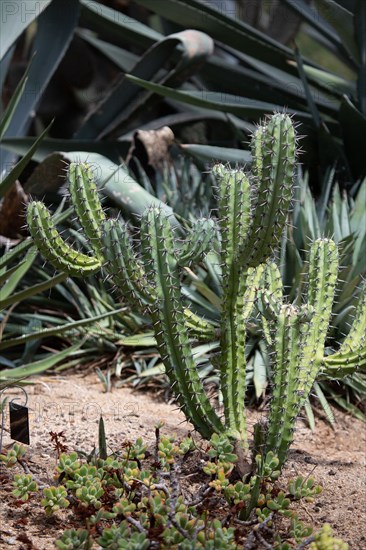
(12, 473), (38, 501)
(41, 485), (69, 515)
(55, 529), (92, 550)
(0, 442), (26, 467)
(4, 424), (347, 549)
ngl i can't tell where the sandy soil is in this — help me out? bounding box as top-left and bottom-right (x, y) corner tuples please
(0, 372), (365, 549)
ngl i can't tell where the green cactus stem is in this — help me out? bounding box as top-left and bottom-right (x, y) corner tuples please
(176, 218), (217, 267)
(68, 162), (106, 260)
(238, 113), (296, 268)
(214, 165), (252, 442)
(213, 113), (296, 446)
(323, 289), (366, 375)
(27, 202), (101, 277)
(101, 218), (155, 306)
(297, 239), (338, 396)
(264, 238), (339, 467)
(264, 303), (312, 465)
(140, 206), (224, 437)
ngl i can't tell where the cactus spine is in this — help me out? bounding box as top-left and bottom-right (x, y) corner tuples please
(27, 113), (366, 478)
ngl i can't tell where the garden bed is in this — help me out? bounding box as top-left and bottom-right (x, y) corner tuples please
(0, 372), (365, 549)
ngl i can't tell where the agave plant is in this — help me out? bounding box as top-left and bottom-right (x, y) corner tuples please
(26, 114), (366, 475)
(1, 0), (365, 190)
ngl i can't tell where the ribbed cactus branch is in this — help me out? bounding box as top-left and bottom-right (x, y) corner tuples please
(101, 219), (154, 305)
(68, 162), (106, 260)
(296, 239), (338, 396)
(27, 202), (101, 277)
(211, 113), (296, 445)
(264, 238), (339, 467)
(239, 113), (296, 268)
(140, 206), (223, 437)
(264, 262), (283, 302)
(265, 304), (307, 465)
(259, 262), (283, 344)
(323, 288), (366, 374)
(213, 165), (251, 441)
(214, 164), (252, 261)
(250, 123), (265, 182)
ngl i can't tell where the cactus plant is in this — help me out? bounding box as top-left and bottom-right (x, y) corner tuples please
(27, 113), (366, 478)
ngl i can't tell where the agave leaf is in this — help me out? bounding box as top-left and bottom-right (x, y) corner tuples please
(228, 46), (339, 117)
(76, 30), (214, 139)
(0, 0), (52, 60)
(125, 75), (312, 120)
(0, 357), (17, 369)
(200, 56), (315, 112)
(59, 152), (181, 226)
(0, 121), (52, 197)
(183, 268), (221, 310)
(350, 178), (366, 234)
(0, 0), (79, 177)
(313, 0), (360, 63)
(340, 192), (351, 237)
(324, 388), (366, 422)
(0, 308), (126, 352)
(295, 47), (321, 128)
(343, 373), (366, 395)
(3, 0), (79, 140)
(120, 110), (254, 140)
(79, 0), (161, 50)
(139, 363), (165, 377)
(0, 248), (37, 300)
(299, 185), (321, 242)
(339, 96), (366, 177)
(0, 62), (30, 139)
(303, 398), (316, 431)
(353, 232), (366, 275)
(78, 29), (139, 72)
(355, 0), (366, 116)
(0, 272), (67, 311)
(317, 165), (336, 228)
(0, 262), (27, 286)
(0, 208), (72, 271)
(253, 350), (268, 399)
(0, 47), (14, 92)
(20, 318), (42, 364)
(280, 0), (356, 66)
(0, 137), (131, 165)
(134, 0), (295, 72)
(116, 333), (157, 347)
(98, 416), (107, 459)
(0, 341), (82, 380)
(180, 144), (251, 164)
(296, 63), (356, 96)
(313, 381), (335, 424)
